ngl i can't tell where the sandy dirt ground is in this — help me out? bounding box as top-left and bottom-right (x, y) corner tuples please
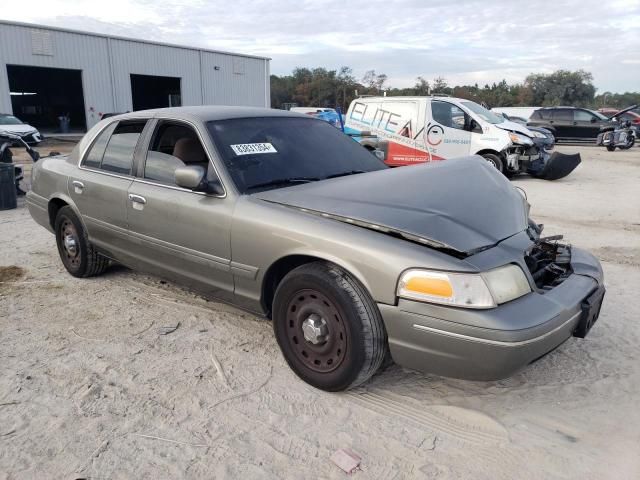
(1, 144), (639, 479)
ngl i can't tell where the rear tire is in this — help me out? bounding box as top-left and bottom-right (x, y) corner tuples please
(481, 153), (504, 173)
(272, 261), (387, 391)
(55, 206), (109, 278)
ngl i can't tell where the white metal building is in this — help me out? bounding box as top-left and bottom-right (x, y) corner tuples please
(0, 20), (271, 132)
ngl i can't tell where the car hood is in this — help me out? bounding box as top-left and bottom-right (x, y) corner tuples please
(255, 156), (528, 255)
(607, 104), (638, 119)
(0, 124), (37, 135)
(494, 120), (535, 137)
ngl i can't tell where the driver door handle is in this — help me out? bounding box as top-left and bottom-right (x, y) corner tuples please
(72, 180), (84, 194)
(128, 193), (147, 211)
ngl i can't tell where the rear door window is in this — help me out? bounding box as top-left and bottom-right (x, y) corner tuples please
(531, 110), (551, 120)
(100, 122), (146, 175)
(553, 110), (573, 122)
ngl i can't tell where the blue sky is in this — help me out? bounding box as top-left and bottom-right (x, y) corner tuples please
(2, 0), (639, 93)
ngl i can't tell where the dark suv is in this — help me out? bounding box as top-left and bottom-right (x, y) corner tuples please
(528, 107), (613, 141)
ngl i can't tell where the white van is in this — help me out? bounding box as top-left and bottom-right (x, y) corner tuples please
(344, 96), (549, 175)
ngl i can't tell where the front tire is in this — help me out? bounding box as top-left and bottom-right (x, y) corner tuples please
(481, 153), (504, 173)
(606, 145), (616, 152)
(55, 206), (109, 278)
(272, 262), (387, 391)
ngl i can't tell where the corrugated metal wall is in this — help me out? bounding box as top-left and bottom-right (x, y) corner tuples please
(0, 21), (270, 130)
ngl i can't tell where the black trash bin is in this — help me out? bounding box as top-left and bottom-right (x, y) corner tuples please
(0, 163), (17, 210)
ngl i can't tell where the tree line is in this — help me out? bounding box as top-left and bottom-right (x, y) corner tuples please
(270, 67), (640, 112)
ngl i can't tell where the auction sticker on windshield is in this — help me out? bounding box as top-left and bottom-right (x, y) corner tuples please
(230, 143), (278, 156)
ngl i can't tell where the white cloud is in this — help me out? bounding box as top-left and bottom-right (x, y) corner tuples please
(1, 0), (639, 92)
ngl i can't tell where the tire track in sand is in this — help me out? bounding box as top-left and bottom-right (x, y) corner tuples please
(347, 390), (510, 446)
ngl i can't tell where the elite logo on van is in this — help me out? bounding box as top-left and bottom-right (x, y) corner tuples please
(426, 124), (444, 146)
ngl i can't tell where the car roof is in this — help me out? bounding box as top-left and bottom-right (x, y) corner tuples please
(538, 106), (582, 110)
(113, 106), (305, 123)
(354, 96), (475, 107)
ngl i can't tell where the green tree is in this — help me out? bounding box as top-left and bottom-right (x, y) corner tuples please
(431, 76), (450, 94)
(525, 70), (596, 107)
(271, 67), (635, 111)
(362, 70), (388, 93)
(414, 76), (430, 95)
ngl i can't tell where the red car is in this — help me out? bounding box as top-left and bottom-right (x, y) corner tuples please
(598, 107), (640, 125)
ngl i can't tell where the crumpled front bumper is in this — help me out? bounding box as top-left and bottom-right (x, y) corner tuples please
(379, 247), (604, 381)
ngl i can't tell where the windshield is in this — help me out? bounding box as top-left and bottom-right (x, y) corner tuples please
(0, 115), (24, 125)
(461, 101), (505, 124)
(207, 117), (387, 193)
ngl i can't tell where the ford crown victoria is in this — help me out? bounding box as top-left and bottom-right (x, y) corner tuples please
(26, 107), (605, 391)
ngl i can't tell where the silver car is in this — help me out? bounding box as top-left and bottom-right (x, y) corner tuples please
(26, 107), (605, 391)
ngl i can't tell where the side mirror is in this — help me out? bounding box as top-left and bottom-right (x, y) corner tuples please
(175, 165), (206, 190)
(373, 149), (385, 161)
(175, 165), (225, 195)
(206, 179), (225, 196)
(590, 117), (597, 123)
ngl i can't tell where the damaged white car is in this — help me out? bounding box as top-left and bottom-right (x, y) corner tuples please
(344, 96), (580, 180)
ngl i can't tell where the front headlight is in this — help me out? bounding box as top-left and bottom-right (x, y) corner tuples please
(397, 265), (531, 309)
(508, 132), (534, 145)
(530, 131), (547, 139)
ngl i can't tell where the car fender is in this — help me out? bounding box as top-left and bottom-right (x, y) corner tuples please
(472, 125), (510, 154)
(267, 247), (374, 299)
(47, 191), (89, 232)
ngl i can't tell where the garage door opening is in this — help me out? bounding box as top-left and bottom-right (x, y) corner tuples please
(7, 65), (87, 133)
(130, 74), (181, 111)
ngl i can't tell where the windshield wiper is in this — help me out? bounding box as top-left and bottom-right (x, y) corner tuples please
(325, 170), (366, 179)
(246, 177), (319, 191)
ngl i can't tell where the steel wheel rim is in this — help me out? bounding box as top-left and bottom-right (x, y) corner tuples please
(60, 219), (81, 267)
(285, 289), (347, 373)
(486, 157), (499, 169)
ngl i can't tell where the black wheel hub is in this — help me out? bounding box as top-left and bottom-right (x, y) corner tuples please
(285, 289), (347, 373)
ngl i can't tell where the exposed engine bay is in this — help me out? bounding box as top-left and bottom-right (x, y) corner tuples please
(525, 235), (572, 290)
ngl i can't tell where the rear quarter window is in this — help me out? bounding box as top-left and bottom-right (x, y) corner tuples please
(83, 122), (117, 168)
(532, 110), (552, 120)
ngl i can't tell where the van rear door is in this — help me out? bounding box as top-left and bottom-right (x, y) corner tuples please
(370, 99), (429, 166)
(346, 98), (430, 166)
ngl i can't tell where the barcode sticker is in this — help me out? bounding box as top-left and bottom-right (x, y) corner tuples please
(230, 143), (278, 156)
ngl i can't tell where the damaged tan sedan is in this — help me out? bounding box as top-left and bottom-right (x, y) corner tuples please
(26, 107), (605, 391)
